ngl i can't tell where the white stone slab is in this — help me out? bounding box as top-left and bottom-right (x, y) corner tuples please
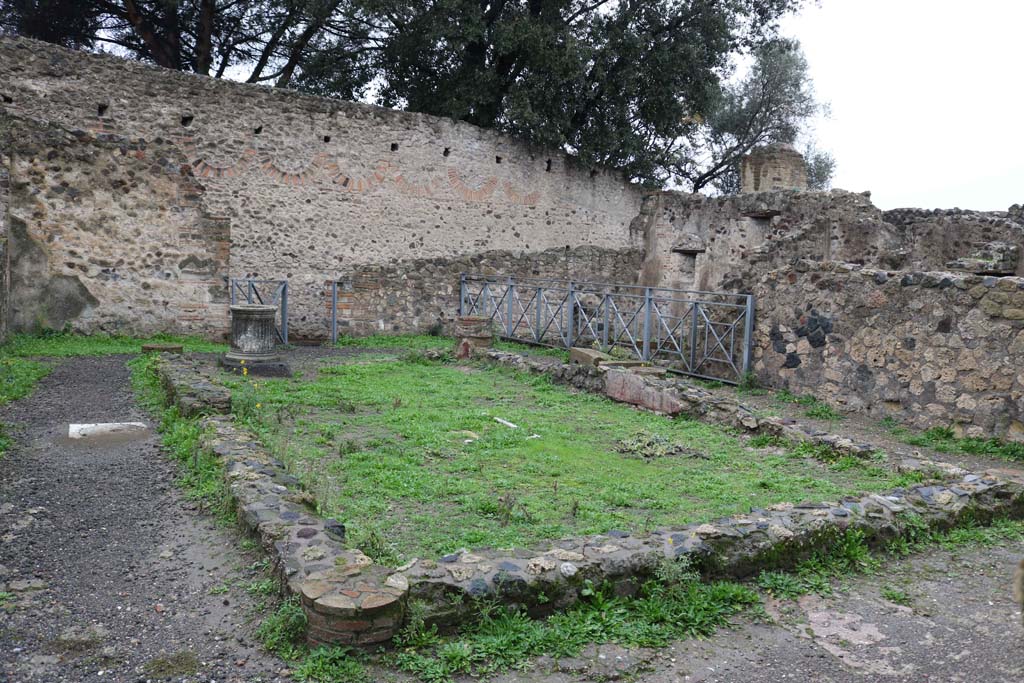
(68, 422), (149, 439)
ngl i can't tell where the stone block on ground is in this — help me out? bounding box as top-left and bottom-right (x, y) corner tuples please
(599, 359), (647, 368)
(569, 347), (611, 366)
(141, 343), (183, 353)
(629, 366), (668, 377)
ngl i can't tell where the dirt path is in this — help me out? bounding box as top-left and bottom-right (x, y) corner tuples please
(0, 356), (289, 683)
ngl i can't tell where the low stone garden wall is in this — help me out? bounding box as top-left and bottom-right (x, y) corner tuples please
(752, 260), (1024, 441)
(156, 354), (232, 417)
(152, 353), (1024, 648)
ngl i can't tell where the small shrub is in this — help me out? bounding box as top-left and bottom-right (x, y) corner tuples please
(256, 598), (308, 660)
(756, 571), (807, 599)
(737, 373), (767, 396)
(805, 403), (842, 420)
(880, 585), (912, 606)
(294, 647), (369, 683)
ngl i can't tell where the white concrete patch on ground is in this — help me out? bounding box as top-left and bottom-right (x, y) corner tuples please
(68, 422), (149, 439)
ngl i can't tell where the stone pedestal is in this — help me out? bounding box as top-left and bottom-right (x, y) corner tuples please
(221, 304), (291, 376)
(454, 316), (494, 359)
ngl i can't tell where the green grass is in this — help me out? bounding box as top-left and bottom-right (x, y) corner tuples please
(225, 357), (903, 562)
(336, 333), (570, 361)
(884, 423), (1024, 462)
(0, 350), (54, 456)
(4, 331), (226, 357)
(335, 334), (452, 351)
(256, 598), (308, 662)
(389, 563), (756, 682)
(127, 354), (234, 522)
(756, 528), (879, 599)
(776, 388), (843, 421)
(886, 514), (1024, 556)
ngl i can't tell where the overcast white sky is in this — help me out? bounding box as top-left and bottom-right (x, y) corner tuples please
(782, 0), (1023, 211)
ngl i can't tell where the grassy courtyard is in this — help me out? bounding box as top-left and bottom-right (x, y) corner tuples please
(228, 348), (910, 563)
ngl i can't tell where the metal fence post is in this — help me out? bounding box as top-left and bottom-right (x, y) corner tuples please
(742, 294), (755, 376)
(458, 273), (466, 316)
(602, 293), (610, 350)
(566, 281), (575, 348)
(330, 281), (338, 344)
(280, 282), (289, 345)
(247, 280), (254, 304)
(506, 276), (515, 338)
(688, 301), (700, 371)
(642, 287), (653, 361)
(535, 286), (543, 343)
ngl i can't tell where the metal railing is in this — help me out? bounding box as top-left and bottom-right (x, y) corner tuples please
(230, 278), (289, 344)
(459, 274), (755, 383)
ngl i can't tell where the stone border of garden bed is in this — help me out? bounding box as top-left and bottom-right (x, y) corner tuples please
(151, 352), (1024, 648)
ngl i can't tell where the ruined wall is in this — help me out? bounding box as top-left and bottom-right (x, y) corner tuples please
(0, 36), (645, 338)
(0, 121), (9, 343)
(752, 261), (1024, 441)
(641, 190), (904, 293)
(740, 143), (807, 193)
(881, 208), (1024, 274)
(334, 245), (644, 334)
(2, 115), (228, 336)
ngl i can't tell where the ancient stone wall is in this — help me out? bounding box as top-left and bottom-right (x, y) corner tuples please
(641, 190), (904, 293)
(2, 114), (229, 335)
(333, 245), (644, 335)
(881, 208), (1024, 274)
(0, 125), (9, 344)
(752, 261), (1024, 441)
(0, 36), (645, 338)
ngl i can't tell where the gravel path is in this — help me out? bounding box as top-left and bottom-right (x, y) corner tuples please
(0, 356), (290, 683)
(471, 536), (1024, 683)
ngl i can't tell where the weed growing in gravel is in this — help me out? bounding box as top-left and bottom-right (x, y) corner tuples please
(143, 651), (200, 678)
(388, 570), (758, 682)
(0, 354), (52, 455)
(0, 591), (12, 607)
(884, 423), (1024, 462)
(294, 647), (370, 683)
(255, 597), (308, 661)
(886, 515), (1024, 556)
(756, 528), (878, 599)
(127, 355), (234, 523)
(881, 585), (913, 606)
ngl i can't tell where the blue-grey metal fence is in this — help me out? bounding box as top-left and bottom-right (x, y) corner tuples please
(230, 278), (289, 344)
(459, 274), (755, 383)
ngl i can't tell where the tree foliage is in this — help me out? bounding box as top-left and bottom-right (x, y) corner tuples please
(672, 38), (827, 193)
(1, 0), (831, 191)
